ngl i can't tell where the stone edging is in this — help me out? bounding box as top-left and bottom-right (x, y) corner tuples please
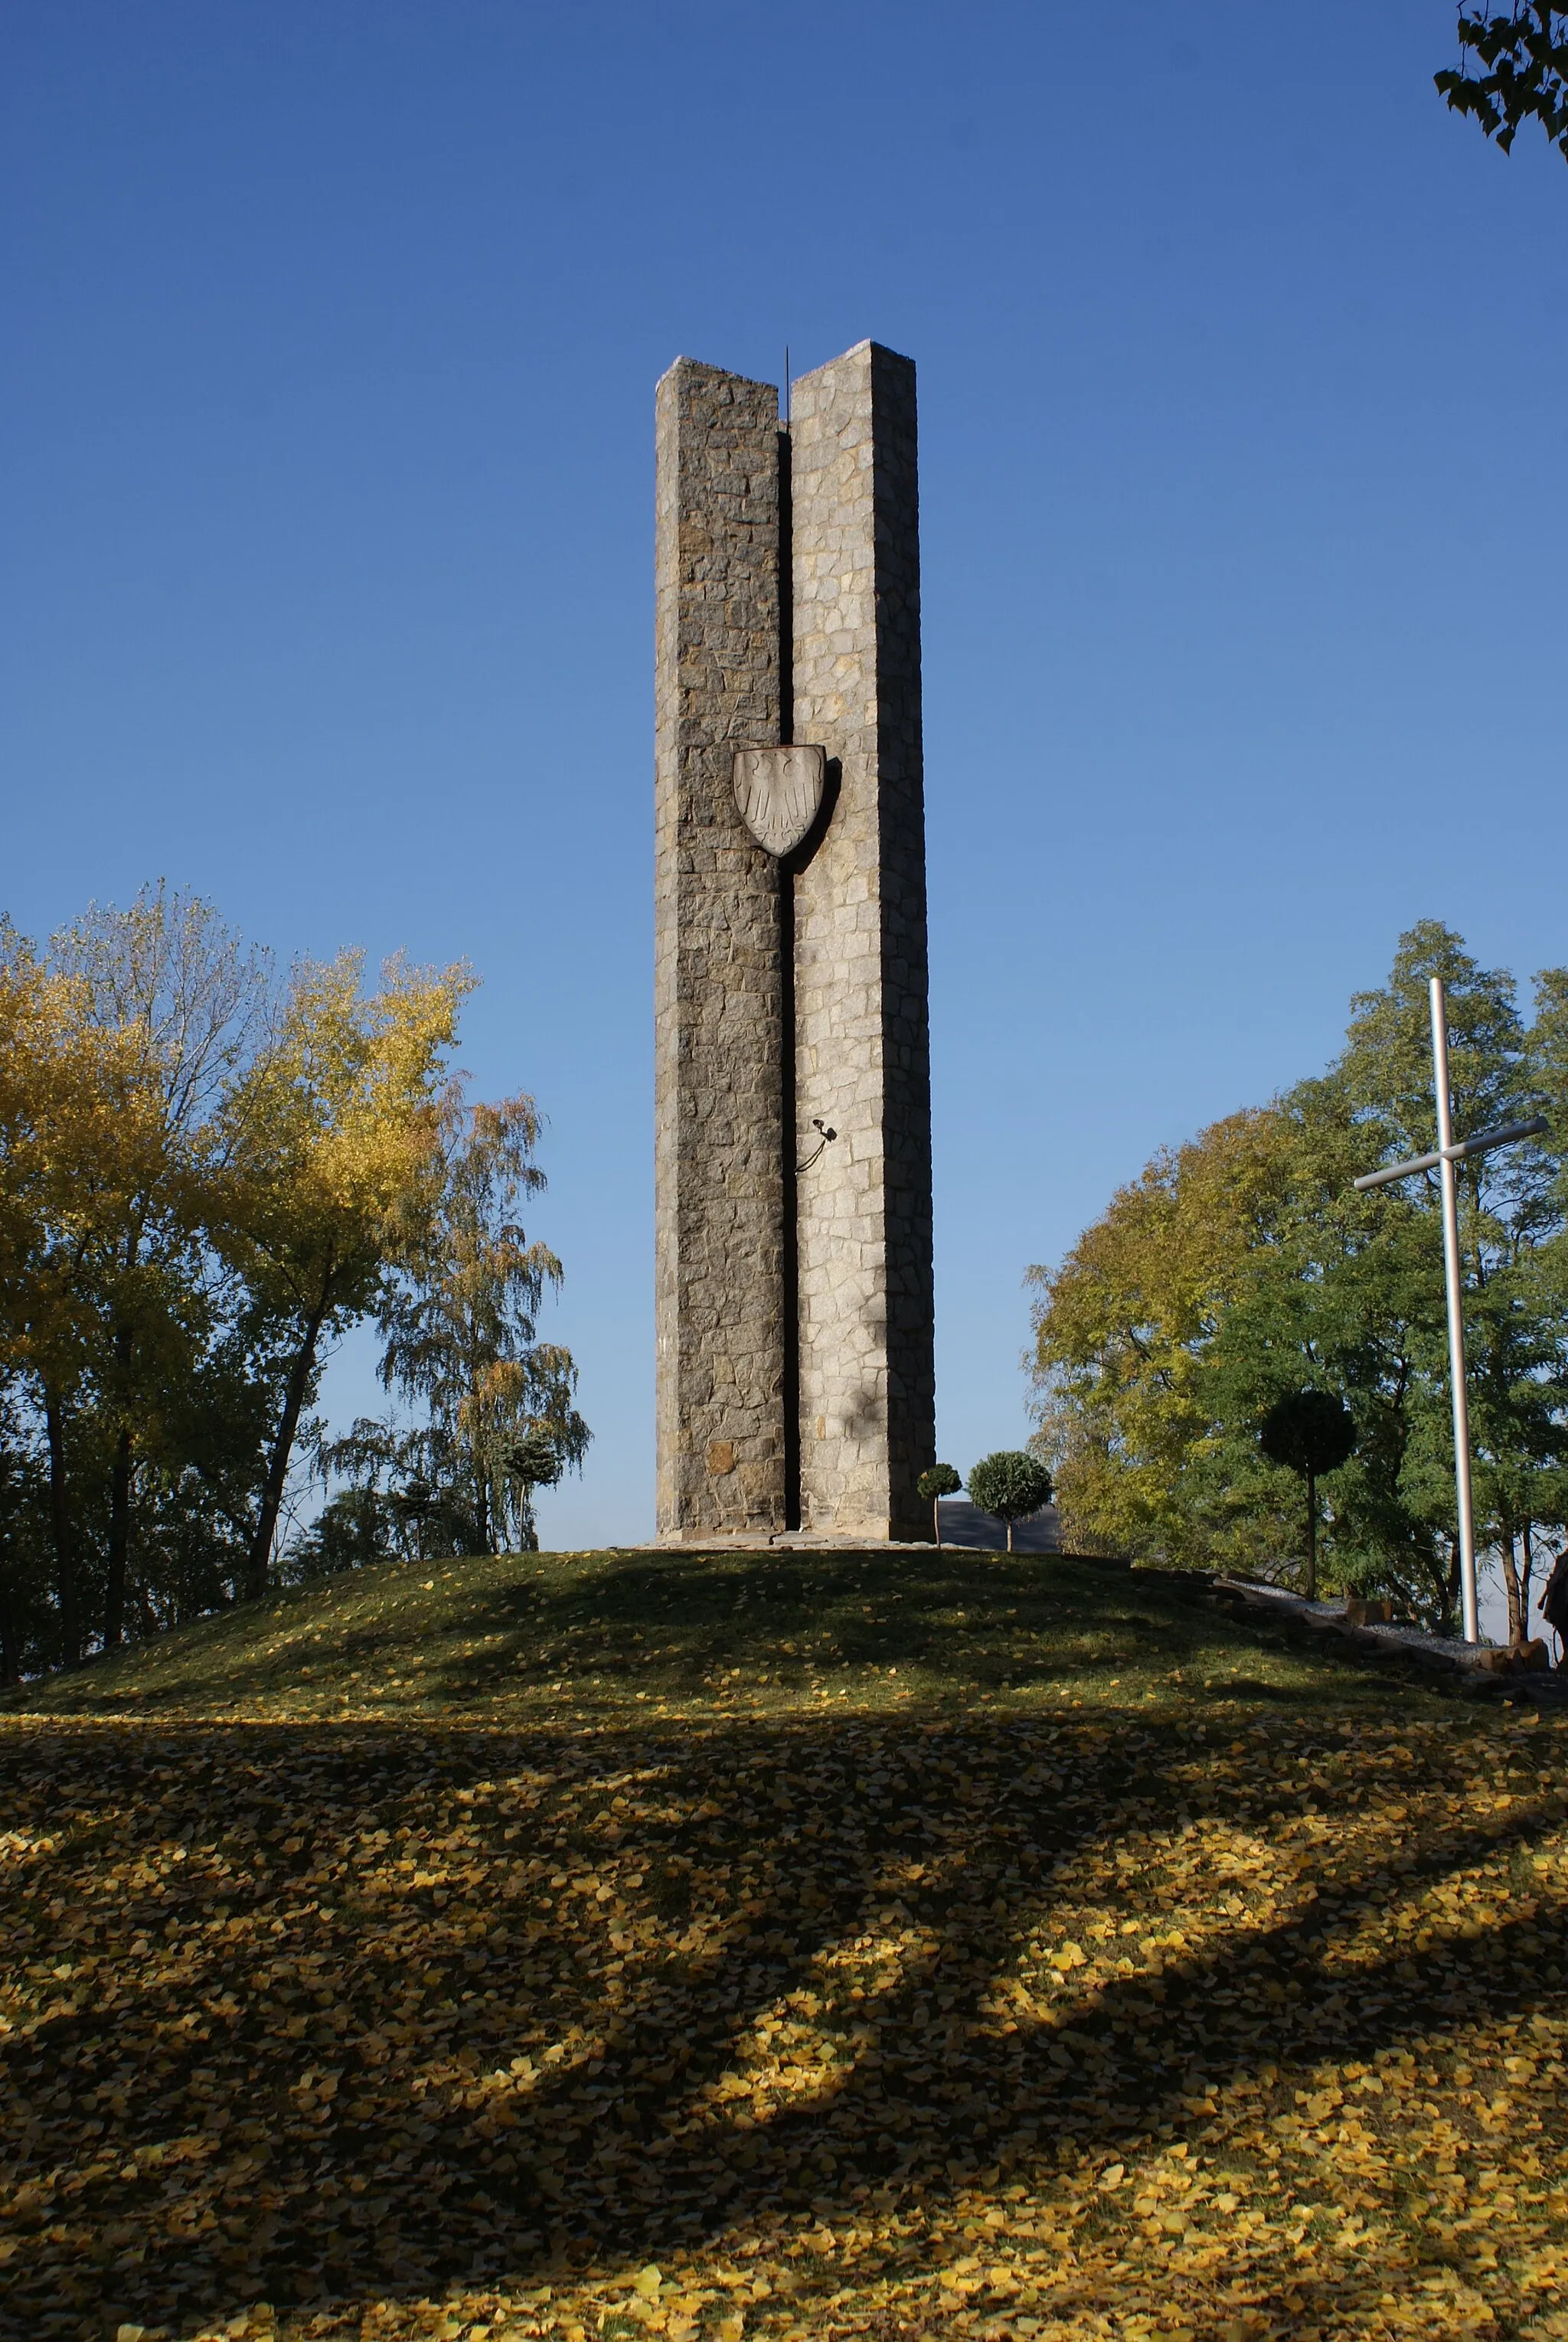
(1211, 1575), (1567, 1700)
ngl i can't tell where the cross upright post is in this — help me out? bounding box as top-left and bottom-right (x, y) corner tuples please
(1432, 983), (1480, 1645)
(1352, 975), (1547, 1644)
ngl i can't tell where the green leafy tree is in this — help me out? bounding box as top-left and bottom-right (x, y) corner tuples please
(916, 1462), (962, 1546)
(967, 1451), (1053, 1553)
(1032, 923), (1568, 1634)
(280, 1486), (390, 1583)
(501, 1425), (570, 1551)
(1198, 1072), (1458, 1618)
(109, 1328), (281, 1637)
(1438, 5), (1568, 159)
(1334, 924), (1565, 1634)
(15, 887), (271, 1651)
(308, 1416), (472, 1563)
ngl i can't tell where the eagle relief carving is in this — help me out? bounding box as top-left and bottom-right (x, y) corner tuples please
(732, 744), (827, 857)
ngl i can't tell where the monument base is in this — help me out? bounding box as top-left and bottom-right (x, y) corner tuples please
(652, 1531), (940, 1553)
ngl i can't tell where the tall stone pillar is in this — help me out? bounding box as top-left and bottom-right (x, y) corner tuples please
(789, 343), (934, 1540)
(654, 360), (789, 1537)
(655, 341), (935, 1543)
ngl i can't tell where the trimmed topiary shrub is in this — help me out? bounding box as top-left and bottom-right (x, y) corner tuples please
(916, 1462), (963, 1544)
(1258, 1390), (1357, 1602)
(966, 1451), (1054, 1553)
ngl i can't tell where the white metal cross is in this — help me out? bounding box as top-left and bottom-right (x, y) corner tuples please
(1352, 975), (1547, 1643)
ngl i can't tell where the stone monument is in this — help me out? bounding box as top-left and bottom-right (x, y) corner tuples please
(655, 341), (934, 1543)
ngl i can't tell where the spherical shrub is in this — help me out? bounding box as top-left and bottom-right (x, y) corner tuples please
(967, 1451), (1053, 1551)
(916, 1463), (963, 1503)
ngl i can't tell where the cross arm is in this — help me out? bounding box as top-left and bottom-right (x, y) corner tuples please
(1352, 1115), (1549, 1193)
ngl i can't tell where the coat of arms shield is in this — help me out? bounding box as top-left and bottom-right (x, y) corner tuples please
(732, 744), (827, 857)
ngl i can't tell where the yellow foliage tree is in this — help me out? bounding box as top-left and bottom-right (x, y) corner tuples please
(0, 886), (581, 1661)
(0, 930), (99, 1656)
(222, 950), (472, 1597)
(1028, 1109), (1296, 1563)
(0, 914), (212, 1654)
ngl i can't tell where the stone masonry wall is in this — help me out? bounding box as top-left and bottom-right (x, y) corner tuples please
(654, 361), (789, 1535)
(787, 342), (936, 1538)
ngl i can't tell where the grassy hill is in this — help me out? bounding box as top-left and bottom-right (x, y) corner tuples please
(3, 1549), (1566, 2342)
(0, 1543), (1451, 1728)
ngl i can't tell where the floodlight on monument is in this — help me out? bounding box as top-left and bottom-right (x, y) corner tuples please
(796, 1118), (837, 1174)
(1351, 975), (1547, 1645)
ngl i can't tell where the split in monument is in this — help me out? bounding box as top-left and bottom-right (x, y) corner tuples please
(655, 341), (936, 1544)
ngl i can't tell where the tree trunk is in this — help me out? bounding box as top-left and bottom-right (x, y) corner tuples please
(0, 1455), (20, 1681)
(104, 1421), (132, 1649)
(1305, 1465), (1318, 1603)
(1442, 1541), (1462, 1639)
(1521, 1520), (1537, 1645)
(1006, 1517), (1014, 1554)
(243, 1292), (330, 1601)
(933, 1498), (942, 1547)
(1499, 1523), (1526, 1648)
(44, 1388), (80, 1665)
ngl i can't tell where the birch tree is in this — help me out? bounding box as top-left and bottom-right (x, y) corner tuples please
(377, 1090), (589, 1553)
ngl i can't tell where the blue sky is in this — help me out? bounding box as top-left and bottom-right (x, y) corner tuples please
(4, 2), (1566, 1550)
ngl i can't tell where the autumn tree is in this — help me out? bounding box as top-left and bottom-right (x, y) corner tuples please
(220, 951), (469, 1597)
(0, 885), (541, 1667)
(0, 924), (94, 1655)
(0, 902), (242, 1656)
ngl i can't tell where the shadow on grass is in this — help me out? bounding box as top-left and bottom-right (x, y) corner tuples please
(0, 1550), (1432, 1723)
(2, 1693), (1561, 2332)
